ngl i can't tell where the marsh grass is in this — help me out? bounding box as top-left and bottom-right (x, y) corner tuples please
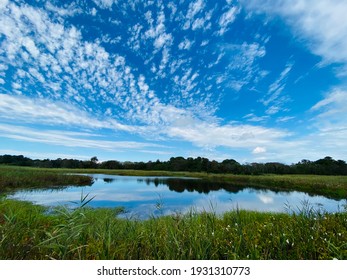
(1, 197), (346, 260)
(0, 166), (93, 193)
(1, 165), (347, 259)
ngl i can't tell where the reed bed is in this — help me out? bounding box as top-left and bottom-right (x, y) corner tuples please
(0, 198), (346, 260)
(0, 166), (93, 193)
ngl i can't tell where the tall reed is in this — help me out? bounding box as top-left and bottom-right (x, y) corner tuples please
(1, 198), (346, 260)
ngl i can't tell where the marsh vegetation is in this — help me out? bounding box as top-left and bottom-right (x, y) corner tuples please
(0, 198), (346, 260)
(0, 165), (347, 259)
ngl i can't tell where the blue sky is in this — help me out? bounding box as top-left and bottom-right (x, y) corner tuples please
(1, 0), (347, 163)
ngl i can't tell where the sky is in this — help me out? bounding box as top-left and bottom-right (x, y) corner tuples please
(0, 0), (347, 164)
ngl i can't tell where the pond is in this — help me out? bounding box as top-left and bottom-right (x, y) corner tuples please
(8, 174), (346, 219)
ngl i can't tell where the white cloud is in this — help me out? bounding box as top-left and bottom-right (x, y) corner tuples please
(128, 23), (144, 51)
(144, 9), (173, 51)
(92, 0), (117, 9)
(158, 47), (170, 76)
(154, 32), (173, 50)
(91, 7), (97, 16)
(45, 2), (81, 17)
(260, 63), (293, 113)
(0, 123), (161, 151)
(0, 0), (224, 132)
(165, 115), (290, 150)
(200, 40), (209, 47)
(223, 42), (266, 90)
(241, 0), (347, 70)
(183, 0), (206, 30)
(311, 88), (346, 113)
(276, 116), (295, 123)
(310, 89), (347, 133)
(268, 64), (293, 95)
(167, 2), (177, 19)
(190, 8), (213, 31)
(217, 6), (239, 35)
(22, 37), (40, 58)
(265, 106), (281, 115)
(254, 88), (347, 163)
(0, 94), (294, 160)
(0, 94), (136, 132)
(186, 0), (205, 20)
(0, 149), (91, 161)
(253, 147), (267, 154)
(258, 194), (274, 204)
(3, 0), (346, 164)
(0, 1), (171, 127)
(192, 17), (206, 30)
(0, 0), (8, 10)
(178, 38), (193, 50)
(243, 113), (269, 122)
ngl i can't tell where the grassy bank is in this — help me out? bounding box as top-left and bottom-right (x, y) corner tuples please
(0, 165), (93, 193)
(205, 173), (347, 200)
(0, 198), (346, 260)
(2, 165), (347, 199)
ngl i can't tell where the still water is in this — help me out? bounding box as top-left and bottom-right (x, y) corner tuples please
(8, 174), (346, 219)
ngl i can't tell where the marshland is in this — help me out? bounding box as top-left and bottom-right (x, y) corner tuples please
(1, 157), (347, 260)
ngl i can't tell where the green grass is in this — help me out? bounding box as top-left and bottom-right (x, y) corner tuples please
(0, 198), (346, 260)
(0, 165), (93, 193)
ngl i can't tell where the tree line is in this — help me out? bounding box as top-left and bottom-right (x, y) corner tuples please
(1, 154), (347, 175)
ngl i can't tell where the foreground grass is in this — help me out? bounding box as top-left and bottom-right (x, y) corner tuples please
(0, 166), (93, 193)
(0, 198), (346, 260)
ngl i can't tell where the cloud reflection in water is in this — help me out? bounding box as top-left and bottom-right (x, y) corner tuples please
(8, 174), (344, 219)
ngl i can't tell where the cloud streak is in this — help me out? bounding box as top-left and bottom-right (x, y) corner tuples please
(0, 123), (164, 152)
(0, 94), (136, 132)
(241, 0), (347, 71)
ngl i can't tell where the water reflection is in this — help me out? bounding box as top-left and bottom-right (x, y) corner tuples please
(142, 177), (294, 196)
(103, 178), (115, 183)
(8, 174), (346, 219)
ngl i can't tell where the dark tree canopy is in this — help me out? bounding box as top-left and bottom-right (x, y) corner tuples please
(1, 154), (347, 175)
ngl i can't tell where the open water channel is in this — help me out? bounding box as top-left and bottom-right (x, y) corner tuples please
(8, 174), (346, 219)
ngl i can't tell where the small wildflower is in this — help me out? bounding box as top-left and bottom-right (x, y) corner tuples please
(286, 239), (289, 244)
